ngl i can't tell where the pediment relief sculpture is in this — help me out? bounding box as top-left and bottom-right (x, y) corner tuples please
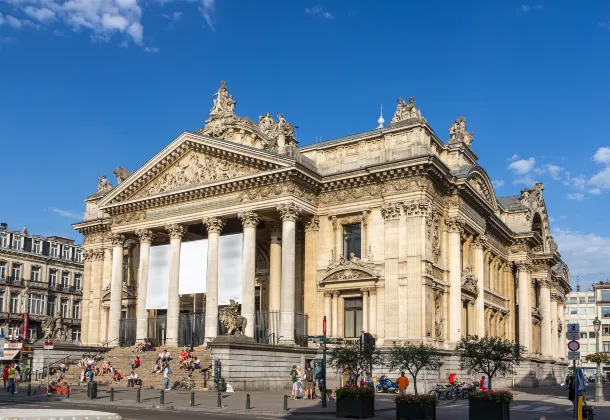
(467, 173), (494, 204)
(391, 97), (427, 124)
(461, 266), (478, 296)
(319, 254), (377, 284)
(134, 151), (261, 199)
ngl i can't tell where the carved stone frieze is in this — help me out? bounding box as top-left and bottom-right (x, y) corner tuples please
(324, 269), (369, 282)
(382, 176), (432, 194)
(83, 249), (94, 262)
(238, 211), (260, 228)
(319, 184), (381, 205)
(166, 224), (186, 239)
(113, 211), (146, 226)
(240, 182), (317, 205)
(135, 228), (155, 244)
(203, 217), (225, 234)
(304, 216), (320, 232)
(277, 202), (302, 222)
(425, 262), (444, 281)
(381, 202), (401, 220)
(83, 231), (111, 245)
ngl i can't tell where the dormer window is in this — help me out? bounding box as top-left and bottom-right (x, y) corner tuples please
(0, 233), (7, 248)
(62, 246), (71, 260)
(12, 235), (23, 250)
(75, 249), (82, 263)
(32, 239), (42, 254)
(50, 244), (59, 258)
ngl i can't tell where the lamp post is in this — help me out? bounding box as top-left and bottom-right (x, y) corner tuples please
(593, 317), (605, 402)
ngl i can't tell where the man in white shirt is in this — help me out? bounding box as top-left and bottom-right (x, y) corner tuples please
(163, 364), (171, 391)
(127, 371), (139, 387)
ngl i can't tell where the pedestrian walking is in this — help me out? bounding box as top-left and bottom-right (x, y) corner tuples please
(14, 366), (21, 393)
(2, 366), (8, 392)
(163, 363), (171, 391)
(305, 366), (314, 400)
(290, 365), (298, 400)
(397, 372), (410, 395)
(8, 364), (16, 395)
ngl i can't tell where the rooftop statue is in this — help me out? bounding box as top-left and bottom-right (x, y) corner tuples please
(210, 80), (236, 116)
(96, 174), (113, 193)
(447, 116), (474, 146)
(113, 167), (131, 184)
(391, 97), (426, 124)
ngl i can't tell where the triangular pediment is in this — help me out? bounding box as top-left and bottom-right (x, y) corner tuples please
(98, 132), (294, 208)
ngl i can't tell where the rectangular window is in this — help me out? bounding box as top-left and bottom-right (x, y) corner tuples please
(62, 246), (71, 260)
(47, 297), (56, 316)
(603, 325), (610, 336)
(589, 331), (597, 339)
(578, 307), (585, 315)
(601, 290), (610, 302)
(342, 224), (362, 259)
(0, 233), (7, 248)
(74, 273), (82, 290)
(8, 327), (19, 339)
(12, 235), (22, 250)
(28, 328), (37, 341)
(579, 297), (586, 304)
(602, 307), (610, 318)
(580, 332), (587, 339)
(581, 344), (588, 352)
(72, 301), (81, 319)
(9, 293), (18, 313)
(589, 296), (596, 303)
(75, 249), (82, 263)
(61, 272), (69, 288)
(11, 264), (21, 280)
(604, 341), (610, 353)
(588, 307), (595, 314)
(28, 293), (44, 315)
(60, 299), (69, 318)
(32, 240), (41, 254)
(343, 297), (363, 338)
(50, 244), (59, 258)
(569, 297), (577, 303)
(0, 291), (4, 311)
(72, 329), (81, 343)
(31, 267), (40, 282)
(571, 309), (577, 315)
(0, 262), (5, 279)
(48, 270), (57, 286)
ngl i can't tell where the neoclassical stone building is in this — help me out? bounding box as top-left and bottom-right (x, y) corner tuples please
(74, 82), (570, 366)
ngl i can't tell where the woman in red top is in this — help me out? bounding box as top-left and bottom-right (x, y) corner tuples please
(479, 375), (487, 391)
(448, 373), (456, 384)
(2, 367), (8, 392)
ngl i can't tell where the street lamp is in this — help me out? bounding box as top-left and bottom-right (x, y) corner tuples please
(593, 317), (605, 402)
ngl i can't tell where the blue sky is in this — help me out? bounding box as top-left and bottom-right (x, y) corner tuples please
(1, 1), (610, 289)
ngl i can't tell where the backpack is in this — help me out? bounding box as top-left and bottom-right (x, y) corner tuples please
(306, 370), (313, 382)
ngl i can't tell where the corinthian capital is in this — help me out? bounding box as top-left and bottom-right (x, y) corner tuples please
(135, 228), (155, 244)
(203, 217), (225, 234)
(402, 199), (432, 218)
(165, 224), (186, 239)
(515, 261), (532, 273)
(110, 233), (126, 247)
(83, 249), (94, 262)
(304, 216), (320, 232)
(381, 202), (401, 220)
(277, 202), (302, 222)
(473, 234), (487, 249)
(444, 217), (464, 233)
(93, 248), (105, 260)
(238, 211), (260, 228)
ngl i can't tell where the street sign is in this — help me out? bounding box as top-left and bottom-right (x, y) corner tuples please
(567, 340), (580, 352)
(568, 351), (580, 361)
(44, 343), (54, 350)
(567, 323), (580, 340)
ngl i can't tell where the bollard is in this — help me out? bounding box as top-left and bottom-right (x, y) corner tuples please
(136, 388), (141, 403)
(160, 389), (165, 405)
(66, 386), (70, 399)
(87, 382), (91, 399)
(190, 390), (195, 407)
(27, 383), (31, 396)
(203, 371), (207, 389)
(217, 391), (221, 408)
(284, 394), (288, 411)
(246, 393), (251, 410)
(110, 387), (114, 402)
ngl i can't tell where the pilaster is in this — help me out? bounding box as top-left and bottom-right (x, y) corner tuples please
(446, 217), (464, 343)
(303, 216), (319, 334)
(381, 202), (401, 341)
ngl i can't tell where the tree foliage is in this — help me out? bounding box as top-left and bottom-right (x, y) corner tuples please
(455, 335), (526, 391)
(388, 341), (442, 394)
(328, 341), (383, 385)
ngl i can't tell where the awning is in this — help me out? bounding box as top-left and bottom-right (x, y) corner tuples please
(0, 349), (20, 361)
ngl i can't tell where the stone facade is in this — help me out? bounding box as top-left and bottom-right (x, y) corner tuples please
(73, 82), (570, 371)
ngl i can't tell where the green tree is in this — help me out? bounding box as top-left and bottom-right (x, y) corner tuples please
(388, 341), (442, 394)
(328, 341), (383, 386)
(455, 335), (526, 391)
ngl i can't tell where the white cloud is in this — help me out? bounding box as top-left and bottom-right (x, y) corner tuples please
(520, 4), (542, 12)
(589, 167), (610, 189)
(0, 13), (5, 26)
(589, 188), (602, 195)
(553, 228), (610, 279)
(23, 6), (56, 22)
(6, 15), (23, 28)
(593, 147), (610, 164)
(567, 193), (585, 201)
(542, 163), (563, 180)
(507, 154), (520, 162)
(513, 175), (537, 186)
(50, 207), (83, 220)
(162, 11), (182, 22)
(305, 5), (334, 19)
(144, 46), (158, 53)
(508, 157), (536, 175)
(199, 0), (215, 31)
(492, 180), (504, 188)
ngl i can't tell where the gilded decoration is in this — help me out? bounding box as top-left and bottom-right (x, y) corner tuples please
(461, 266), (479, 296)
(136, 151), (260, 198)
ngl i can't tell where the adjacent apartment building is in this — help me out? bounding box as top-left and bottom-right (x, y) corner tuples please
(564, 285), (597, 373)
(0, 222), (84, 342)
(593, 282), (610, 354)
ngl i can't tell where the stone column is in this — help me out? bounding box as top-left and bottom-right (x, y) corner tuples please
(381, 202), (401, 341)
(539, 279), (552, 357)
(295, 229), (304, 315)
(204, 217), (225, 341)
(238, 211), (259, 338)
(361, 288), (369, 333)
(89, 249), (104, 345)
(473, 235), (486, 337)
(135, 229), (154, 343)
(369, 288), (377, 337)
(99, 247), (112, 343)
(331, 291), (339, 337)
(516, 262), (532, 352)
(303, 216), (319, 334)
(165, 224), (186, 346)
(446, 217), (463, 343)
(277, 202), (301, 345)
(267, 222), (282, 343)
(324, 291), (332, 330)
(550, 292), (558, 357)
(108, 233), (126, 347)
(80, 250), (93, 345)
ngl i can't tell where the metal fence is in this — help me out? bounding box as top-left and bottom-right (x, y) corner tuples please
(179, 312), (205, 347)
(254, 311), (308, 347)
(147, 314), (167, 347)
(119, 318), (136, 347)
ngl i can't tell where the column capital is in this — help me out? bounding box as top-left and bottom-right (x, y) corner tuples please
(537, 278), (552, 289)
(515, 261), (532, 273)
(444, 217), (464, 233)
(93, 249), (105, 260)
(402, 199), (432, 218)
(380, 202), (401, 220)
(304, 216), (320, 232)
(267, 221), (282, 240)
(238, 211), (260, 228)
(203, 217), (225, 234)
(83, 249), (94, 262)
(135, 228), (155, 244)
(361, 287), (375, 295)
(165, 224), (186, 239)
(109, 233), (126, 247)
(473, 234), (487, 249)
(277, 202), (302, 222)
(324, 290), (340, 297)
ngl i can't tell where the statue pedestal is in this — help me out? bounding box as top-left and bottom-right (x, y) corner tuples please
(211, 335), (256, 345)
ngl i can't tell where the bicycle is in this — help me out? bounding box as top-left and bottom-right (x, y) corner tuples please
(173, 374), (196, 391)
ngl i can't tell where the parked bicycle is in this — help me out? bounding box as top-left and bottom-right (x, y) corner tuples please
(173, 374), (196, 391)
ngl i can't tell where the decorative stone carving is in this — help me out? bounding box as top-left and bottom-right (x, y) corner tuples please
(218, 299), (247, 336)
(320, 254), (377, 284)
(382, 176), (432, 194)
(447, 116), (474, 146)
(203, 217), (225, 234)
(97, 175), (113, 193)
(239, 182), (317, 206)
(320, 185), (382, 204)
(403, 199), (432, 217)
(381, 202), (401, 220)
(304, 216), (320, 232)
(558, 318), (563, 336)
(42, 315), (69, 341)
(532, 307), (542, 319)
(93, 248), (105, 260)
(515, 262), (532, 273)
(473, 234), (487, 249)
(444, 217), (464, 233)
(277, 202), (302, 222)
(138, 151), (259, 198)
(83, 249), (94, 261)
(113, 211), (146, 225)
(461, 266), (479, 296)
(110, 233), (126, 247)
(165, 224), (186, 239)
(238, 211), (260, 228)
(135, 229), (155, 244)
(434, 290), (443, 338)
(113, 167), (132, 184)
(425, 262), (444, 280)
(390, 97), (426, 124)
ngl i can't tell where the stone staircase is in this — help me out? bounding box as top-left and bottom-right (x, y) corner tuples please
(62, 345), (212, 390)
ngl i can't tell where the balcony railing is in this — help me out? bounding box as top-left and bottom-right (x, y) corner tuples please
(0, 276), (82, 294)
